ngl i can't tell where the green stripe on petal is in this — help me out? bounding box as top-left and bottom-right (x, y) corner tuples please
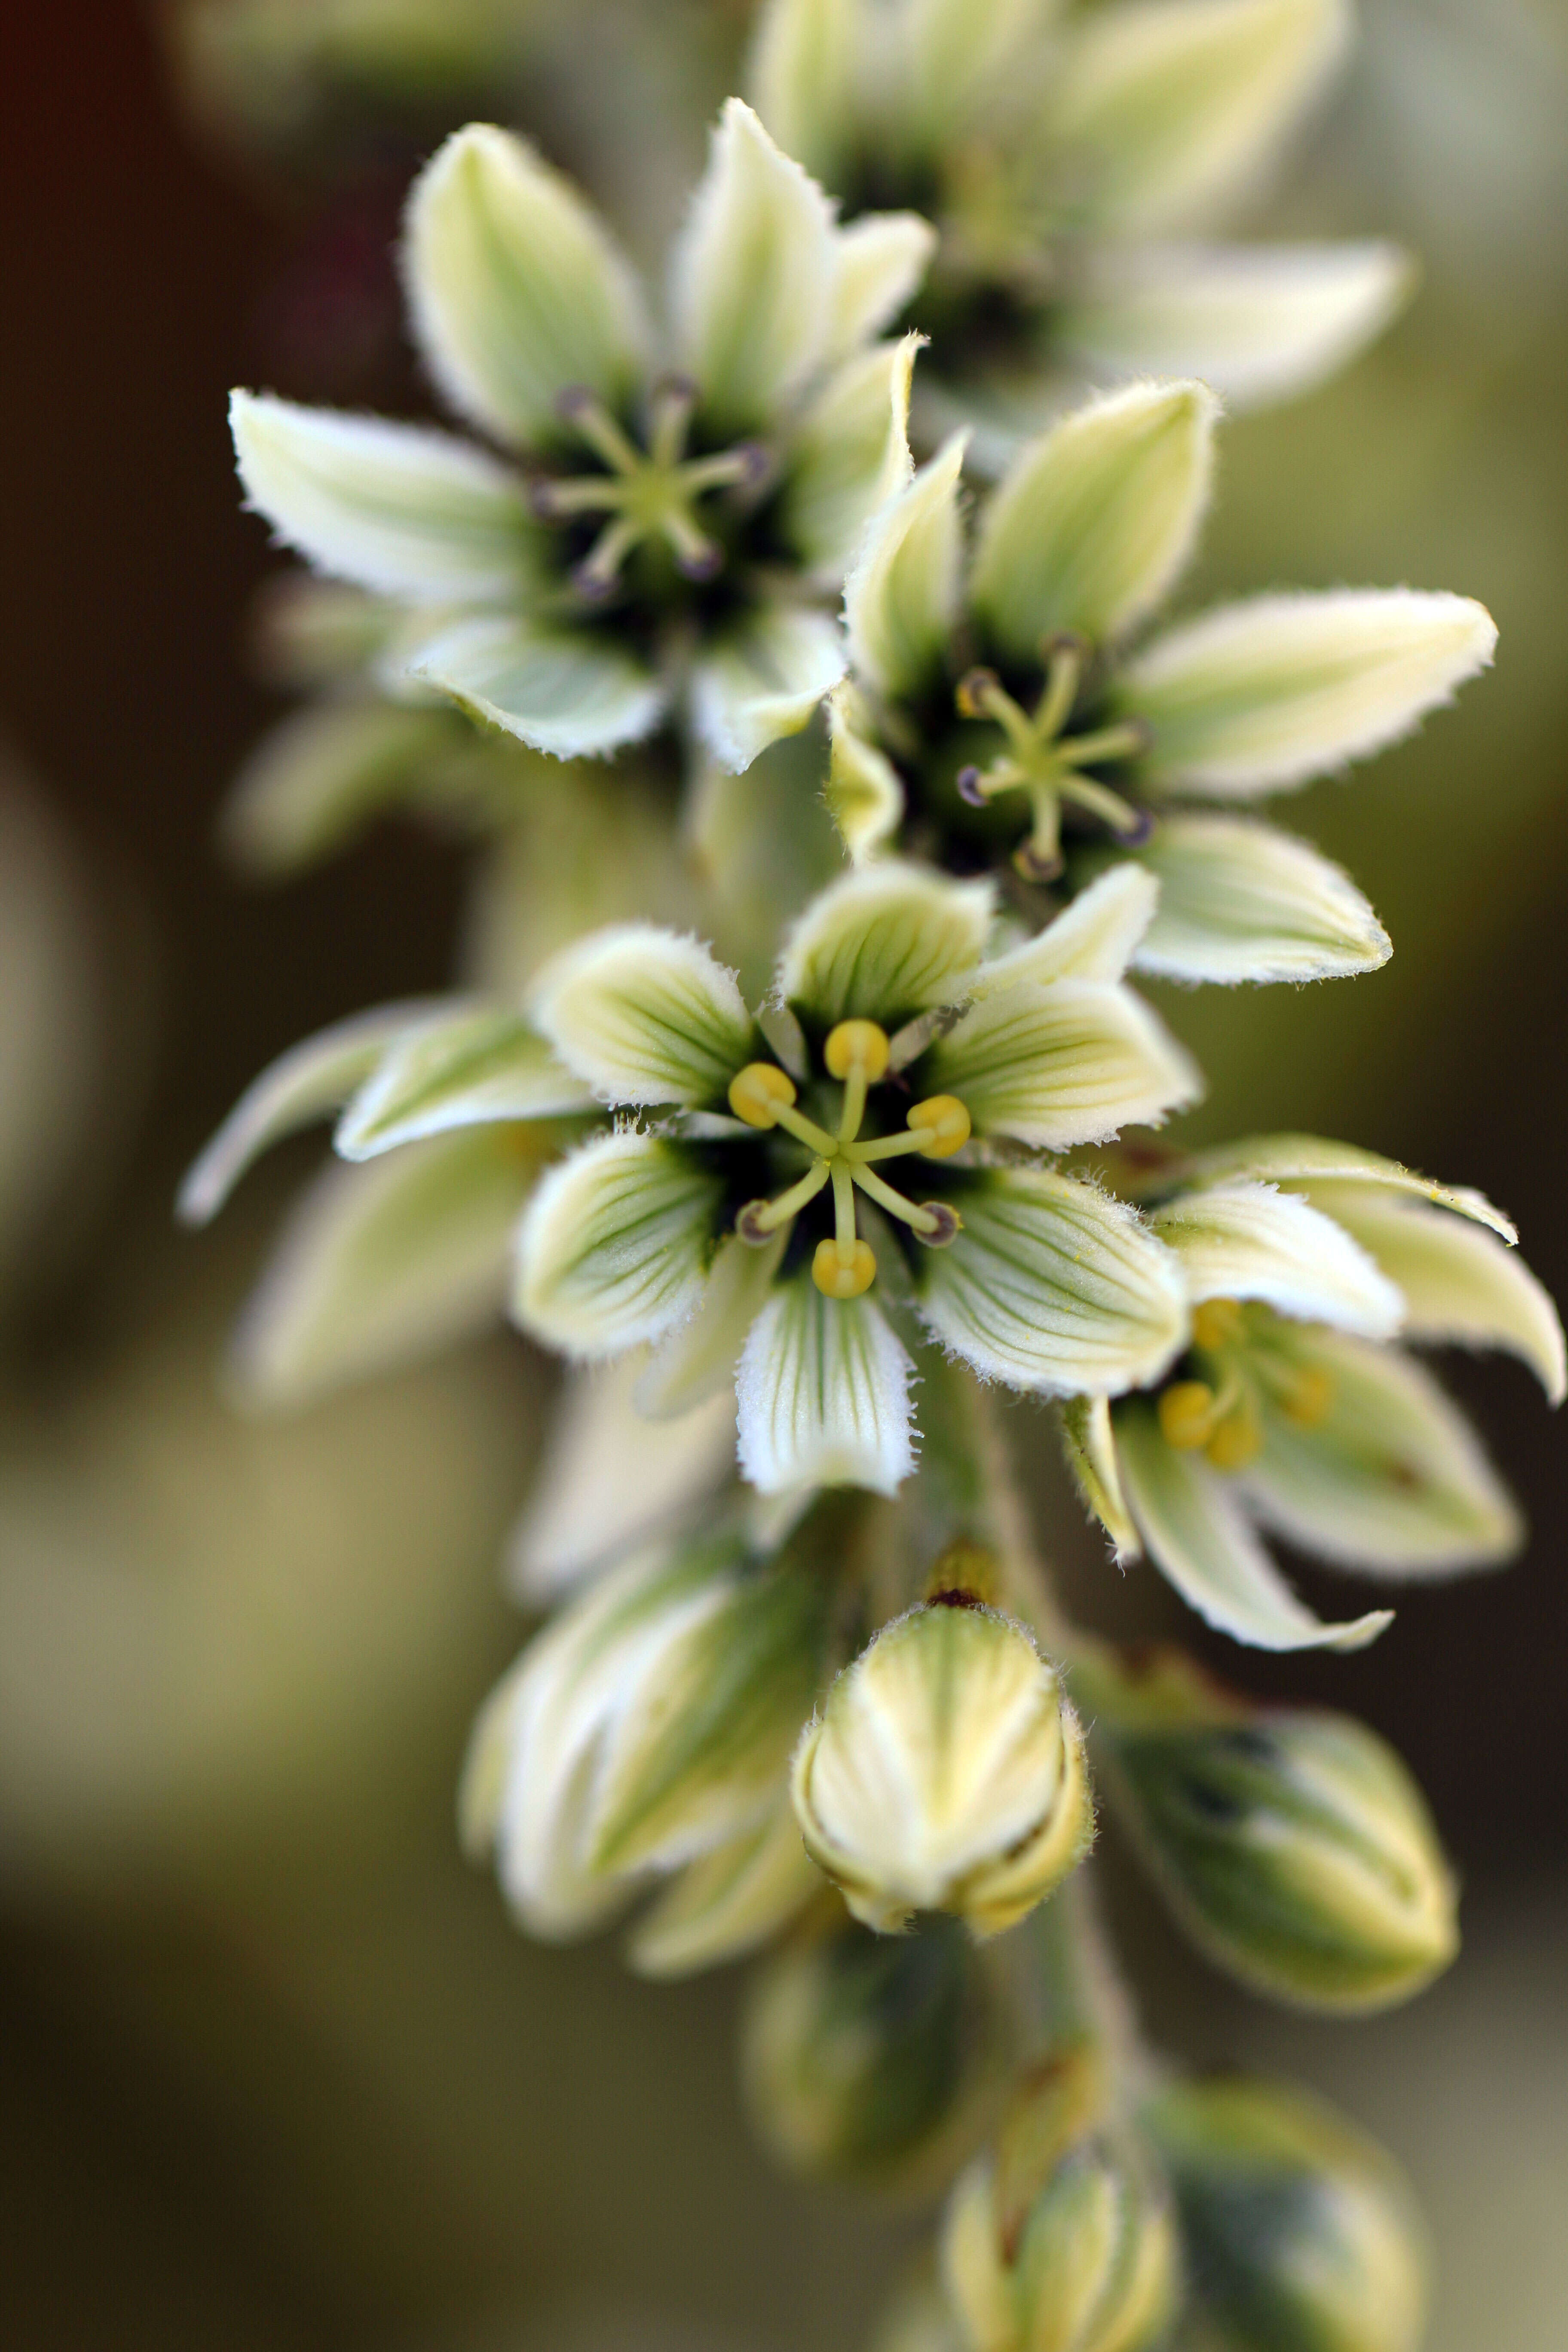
(402, 124), (648, 451)
(513, 1130), (723, 1359)
(783, 335), (919, 581)
(916, 1169), (1188, 1396)
(230, 392), (538, 602)
(737, 1277), (916, 1495)
(627, 1793), (819, 1979)
(1151, 1181), (1403, 1335)
(1061, 1393), (1140, 1558)
(843, 431), (967, 700)
(1125, 590), (1497, 796)
(529, 925), (754, 1109)
(690, 608), (847, 773)
(974, 867), (1160, 992)
(335, 1007), (593, 1156)
(777, 859), (993, 1027)
(1160, 1136), (1517, 1241)
(970, 381), (1216, 659)
(1113, 1398), (1393, 1652)
(639, 1230), (789, 1418)
(925, 979), (1200, 1149)
(408, 613), (666, 760)
(1117, 813), (1390, 983)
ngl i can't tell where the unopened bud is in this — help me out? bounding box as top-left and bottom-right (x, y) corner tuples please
(1146, 2076), (1427, 2352)
(791, 1602), (1093, 1938)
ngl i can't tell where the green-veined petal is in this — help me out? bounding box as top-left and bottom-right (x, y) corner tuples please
(408, 613), (667, 760)
(783, 335), (919, 579)
(776, 859), (993, 1027)
(1159, 1136), (1516, 1241)
(513, 1129), (723, 1358)
(638, 1230), (790, 1417)
(335, 1006), (593, 1156)
(925, 979), (1199, 1148)
(529, 925), (753, 1109)
(747, 0), (860, 188)
(690, 608), (848, 774)
(1061, 1392), (1139, 1557)
(737, 1277), (916, 1495)
(628, 1792), (820, 1979)
(843, 430), (966, 700)
(1151, 1181), (1403, 1334)
(1115, 813), (1390, 983)
(974, 866), (1160, 991)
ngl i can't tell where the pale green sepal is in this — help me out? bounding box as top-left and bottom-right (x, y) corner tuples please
(1060, 1393), (1139, 1559)
(1243, 1335), (1523, 1575)
(970, 382), (1216, 660)
(1122, 813), (1390, 983)
(784, 335), (919, 579)
(1166, 1136), (1517, 1242)
(671, 98), (838, 437)
(507, 1354), (737, 1603)
(177, 999), (444, 1224)
(974, 866), (1159, 991)
(918, 1170), (1188, 1397)
(825, 219), (936, 364)
(220, 699), (463, 876)
(825, 685), (906, 863)
(230, 391), (536, 601)
(926, 979), (1200, 1148)
(408, 613), (667, 760)
(1300, 1184), (1566, 1403)
(1125, 590), (1498, 796)
(902, 0), (1064, 149)
(638, 1229), (788, 1417)
(1051, 0), (1351, 237)
(737, 1277), (916, 1495)
(1112, 1399), (1393, 1651)
(690, 607), (847, 773)
(230, 1130), (529, 1408)
(776, 859), (993, 1026)
(528, 924), (753, 1109)
(333, 1008), (591, 1156)
(628, 1793), (820, 1979)
(843, 431), (967, 700)
(402, 123), (648, 450)
(1151, 1181), (1404, 1335)
(1057, 239), (1412, 410)
(747, 0), (858, 183)
(512, 1129), (723, 1359)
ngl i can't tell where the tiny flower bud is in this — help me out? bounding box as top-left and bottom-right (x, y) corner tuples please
(825, 1017), (892, 1080)
(909, 1095), (972, 1158)
(729, 1060), (797, 1127)
(791, 1602), (1093, 1938)
(813, 1236), (877, 1298)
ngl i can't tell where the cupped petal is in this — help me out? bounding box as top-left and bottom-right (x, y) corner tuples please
(334, 1007), (593, 1156)
(402, 123), (648, 450)
(1297, 1185), (1565, 1404)
(1150, 1181), (1403, 1335)
(220, 700), (465, 878)
(736, 1276), (916, 1495)
(843, 430), (967, 701)
(916, 1169), (1188, 1397)
(176, 999), (445, 1224)
(825, 217), (937, 364)
(1113, 1396), (1393, 1651)
(1117, 813), (1390, 983)
(528, 925), (753, 1109)
(408, 613), (667, 760)
(230, 391), (537, 602)
(1162, 1136), (1516, 1242)
(782, 335), (919, 580)
(229, 1130), (531, 1409)
(1057, 241), (1412, 410)
(747, 0), (860, 184)
(969, 381), (1216, 660)
(690, 608), (848, 773)
(1242, 1334), (1522, 1574)
(512, 1129), (723, 1359)
(976, 866), (1160, 990)
(1061, 1392), (1140, 1557)
(925, 978), (1200, 1148)
(638, 1230), (790, 1418)
(1051, 0), (1352, 236)
(1124, 591), (1497, 797)
(671, 97), (838, 436)
(776, 858), (994, 1027)
(824, 685), (906, 863)
(627, 1792), (820, 1979)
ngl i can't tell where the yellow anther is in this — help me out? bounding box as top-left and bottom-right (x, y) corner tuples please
(907, 1095), (972, 1158)
(728, 1061), (797, 1129)
(1204, 1397), (1264, 1473)
(1158, 1380), (1220, 1451)
(1280, 1363), (1335, 1428)
(824, 1019), (891, 1081)
(1191, 1297), (1246, 1351)
(812, 1237), (877, 1299)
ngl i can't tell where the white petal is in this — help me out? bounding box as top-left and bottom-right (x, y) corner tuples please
(1292, 1185), (1565, 1405)
(1058, 241), (1412, 410)
(1169, 1136), (1517, 1242)
(1150, 1181), (1404, 1335)
(671, 97), (838, 435)
(176, 999), (444, 1224)
(843, 431), (967, 700)
(900, 0), (1063, 148)
(512, 1130), (723, 1359)
(527, 924), (753, 1109)
(408, 612), (666, 760)
(402, 123), (648, 449)
(1124, 814), (1390, 983)
(974, 866), (1160, 989)
(506, 1353), (738, 1603)
(230, 1130), (529, 1408)
(747, 0), (859, 183)
(1126, 591), (1498, 796)
(1113, 1397), (1393, 1651)
(220, 699), (463, 877)
(824, 684), (905, 863)
(737, 1278), (916, 1495)
(627, 1792), (819, 1978)
(690, 607), (847, 773)
(637, 1230), (789, 1418)
(1052, 0), (1352, 236)
(230, 391), (536, 602)
(970, 381), (1216, 659)
(776, 858), (993, 1027)
(334, 1006), (593, 1156)
(826, 216), (936, 361)
(925, 978), (1200, 1148)
(917, 1169), (1188, 1396)
(782, 334), (919, 580)
(1242, 1335), (1522, 1575)
(1060, 1392), (1139, 1558)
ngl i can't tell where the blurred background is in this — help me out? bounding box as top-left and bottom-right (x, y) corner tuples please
(1, 2), (1565, 2344)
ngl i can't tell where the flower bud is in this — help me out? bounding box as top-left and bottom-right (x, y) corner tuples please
(791, 1601), (1093, 1938)
(1080, 1650), (1456, 2012)
(742, 1908), (1003, 2190)
(1146, 2076), (1427, 2352)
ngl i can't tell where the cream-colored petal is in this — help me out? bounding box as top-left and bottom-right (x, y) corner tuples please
(737, 1278), (916, 1496)
(1151, 1180), (1404, 1335)
(975, 867), (1160, 990)
(409, 613), (667, 760)
(776, 858), (993, 1026)
(512, 1130), (723, 1360)
(783, 335), (919, 581)
(334, 1007), (592, 1157)
(1121, 813), (1390, 983)
(690, 608), (848, 773)
(926, 978), (1200, 1148)
(528, 924), (753, 1109)
(824, 217), (936, 364)
(843, 431), (966, 701)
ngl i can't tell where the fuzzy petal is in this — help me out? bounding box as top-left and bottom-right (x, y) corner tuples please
(776, 858), (993, 1027)
(408, 612), (666, 760)
(1119, 813), (1390, 983)
(1167, 1136), (1516, 1242)
(638, 1230), (789, 1418)
(976, 866), (1161, 989)
(825, 217), (937, 364)
(528, 925), (753, 1109)
(690, 608), (848, 773)
(925, 979), (1200, 1148)
(1150, 1181), (1403, 1335)
(220, 700), (465, 877)
(512, 1130), (723, 1359)
(783, 335), (919, 579)
(747, 0), (859, 183)
(334, 1007), (593, 1156)
(901, 0), (1064, 148)
(824, 685), (906, 863)
(1061, 1391), (1140, 1557)
(843, 431), (967, 700)
(737, 1277), (916, 1495)
(627, 1792), (819, 1978)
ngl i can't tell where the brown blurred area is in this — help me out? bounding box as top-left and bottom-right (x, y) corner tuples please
(0, 4), (1564, 2347)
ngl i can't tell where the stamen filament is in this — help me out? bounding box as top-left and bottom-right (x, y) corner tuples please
(747, 1161), (830, 1234)
(574, 514), (645, 598)
(558, 391), (642, 475)
(769, 1100), (842, 1158)
(838, 1064), (869, 1144)
(1057, 772), (1151, 843)
(831, 1161), (858, 1251)
(846, 1129), (934, 1164)
(849, 1161), (941, 1236)
(1032, 636), (1084, 743)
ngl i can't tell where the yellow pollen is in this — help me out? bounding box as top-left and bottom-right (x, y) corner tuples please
(1280, 1363), (1335, 1427)
(1191, 1297), (1246, 1351)
(1204, 1397), (1264, 1473)
(907, 1095), (972, 1158)
(812, 1237), (876, 1299)
(729, 1061), (796, 1129)
(1158, 1380), (1219, 1451)
(824, 1019), (891, 1081)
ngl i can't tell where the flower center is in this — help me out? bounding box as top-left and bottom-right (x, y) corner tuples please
(529, 378), (771, 603)
(954, 635), (1152, 882)
(1157, 1297), (1335, 1474)
(727, 1020), (971, 1301)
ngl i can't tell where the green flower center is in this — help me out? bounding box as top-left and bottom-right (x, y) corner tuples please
(1157, 1298), (1335, 1474)
(954, 634), (1152, 882)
